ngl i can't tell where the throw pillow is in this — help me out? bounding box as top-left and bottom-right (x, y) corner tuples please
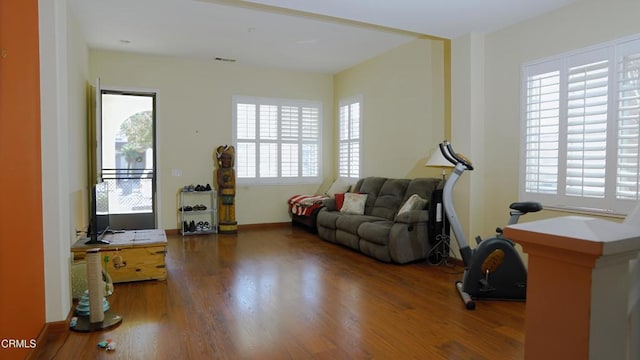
(397, 194), (428, 217)
(335, 193), (346, 211)
(340, 193), (368, 215)
(325, 179), (351, 198)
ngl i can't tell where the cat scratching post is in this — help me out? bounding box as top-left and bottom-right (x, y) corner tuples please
(87, 249), (105, 323)
(70, 248), (122, 332)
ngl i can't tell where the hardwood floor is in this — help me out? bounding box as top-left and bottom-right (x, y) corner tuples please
(32, 225), (524, 359)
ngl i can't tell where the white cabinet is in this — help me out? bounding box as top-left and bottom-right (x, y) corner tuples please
(179, 188), (217, 235)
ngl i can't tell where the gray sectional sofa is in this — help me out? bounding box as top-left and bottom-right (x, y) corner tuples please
(316, 177), (442, 264)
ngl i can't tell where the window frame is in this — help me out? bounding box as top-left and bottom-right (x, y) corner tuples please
(520, 34), (640, 215)
(338, 95), (363, 180)
(232, 95), (323, 186)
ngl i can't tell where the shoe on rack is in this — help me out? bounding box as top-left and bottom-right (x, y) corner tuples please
(204, 184), (212, 191)
(183, 205), (193, 211)
(189, 220), (196, 233)
(203, 221), (210, 231)
(183, 221), (189, 233)
(196, 221), (204, 232)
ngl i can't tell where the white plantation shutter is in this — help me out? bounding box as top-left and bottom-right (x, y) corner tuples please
(237, 103), (256, 140)
(339, 142), (349, 176)
(281, 106), (298, 140)
(565, 52), (609, 198)
(301, 107), (320, 177)
(259, 105), (278, 140)
(339, 96), (362, 179)
(302, 143), (318, 176)
(350, 103), (360, 140)
(301, 107), (319, 139)
(281, 143), (298, 177)
(524, 67), (560, 195)
(233, 96), (322, 184)
(236, 142), (256, 178)
(259, 143), (278, 178)
(349, 142), (360, 177)
(236, 103), (257, 178)
(521, 35), (640, 215)
(617, 41), (640, 201)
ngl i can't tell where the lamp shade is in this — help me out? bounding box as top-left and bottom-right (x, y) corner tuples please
(425, 148), (454, 168)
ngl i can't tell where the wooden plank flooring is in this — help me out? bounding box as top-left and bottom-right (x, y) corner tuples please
(31, 225), (524, 359)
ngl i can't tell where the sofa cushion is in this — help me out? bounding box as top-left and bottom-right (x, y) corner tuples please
(396, 194), (428, 219)
(358, 220), (393, 246)
(394, 210), (429, 224)
(354, 177), (387, 215)
(340, 193), (368, 214)
(335, 229), (360, 250)
(336, 214), (385, 234)
(334, 193), (346, 211)
(316, 208), (341, 229)
(369, 179), (410, 220)
(402, 178), (441, 203)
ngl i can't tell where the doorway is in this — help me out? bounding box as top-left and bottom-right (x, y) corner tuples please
(100, 90), (157, 230)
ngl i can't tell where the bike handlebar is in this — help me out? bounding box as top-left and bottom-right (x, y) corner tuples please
(439, 141), (474, 171)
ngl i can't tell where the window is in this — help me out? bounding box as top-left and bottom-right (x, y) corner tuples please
(233, 96), (322, 184)
(339, 96), (362, 179)
(521, 35), (640, 215)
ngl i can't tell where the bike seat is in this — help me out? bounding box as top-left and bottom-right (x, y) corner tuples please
(509, 201), (542, 213)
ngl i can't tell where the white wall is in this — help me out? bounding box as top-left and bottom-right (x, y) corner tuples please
(39, 0), (89, 322)
(90, 51), (334, 228)
(452, 0), (640, 248)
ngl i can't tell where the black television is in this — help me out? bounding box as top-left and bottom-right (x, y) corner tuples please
(86, 181), (111, 244)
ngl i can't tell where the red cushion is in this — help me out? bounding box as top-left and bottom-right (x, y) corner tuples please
(335, 193), (346, 211)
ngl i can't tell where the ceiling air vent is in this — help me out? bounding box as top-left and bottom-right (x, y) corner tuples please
(214, 57), (236, 63)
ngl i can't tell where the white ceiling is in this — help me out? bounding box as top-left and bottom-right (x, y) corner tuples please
(69, 0), (578, 74)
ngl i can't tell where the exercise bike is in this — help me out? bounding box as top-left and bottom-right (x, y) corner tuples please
(438, 141), (542, 310)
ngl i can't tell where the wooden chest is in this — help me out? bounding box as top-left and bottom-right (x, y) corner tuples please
(72, 229), (167, 283)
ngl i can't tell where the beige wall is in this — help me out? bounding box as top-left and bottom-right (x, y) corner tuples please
(449, 33), (486, 258)
(452, 0), (640, 256)
(334, 37), (447, 180)
(90, 51), (334, 227)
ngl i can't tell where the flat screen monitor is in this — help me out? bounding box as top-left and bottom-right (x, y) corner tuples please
(86, 181), (110, 244)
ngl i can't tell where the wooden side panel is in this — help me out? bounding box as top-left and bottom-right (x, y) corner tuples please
(73, 245), (167, 283)
(0, 1), (45, 359)
(103, 246), (167, 283)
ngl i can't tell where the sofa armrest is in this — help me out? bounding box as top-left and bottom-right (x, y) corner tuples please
(394, 209), (429, 224)
(322, 197), (337, 212)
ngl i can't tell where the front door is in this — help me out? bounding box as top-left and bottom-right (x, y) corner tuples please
(100, 90), (157, 230)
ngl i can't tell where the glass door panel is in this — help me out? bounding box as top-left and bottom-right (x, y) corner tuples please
(101, 91), (156, 230)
